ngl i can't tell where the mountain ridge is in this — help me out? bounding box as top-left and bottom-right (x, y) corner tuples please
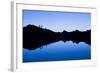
(23, 24), (91, 50)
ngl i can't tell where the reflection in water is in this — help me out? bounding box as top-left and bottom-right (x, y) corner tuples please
(23, 25), (91, 62)
(23, 25), (91, 50)
(23, 41), (91, 62)
(23, 38), (90, 51)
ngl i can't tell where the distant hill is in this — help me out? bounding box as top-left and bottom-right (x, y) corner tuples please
(23, 24), (91, 50)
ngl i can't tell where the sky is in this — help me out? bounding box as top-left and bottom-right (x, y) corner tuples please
(23, 10), (91, 32)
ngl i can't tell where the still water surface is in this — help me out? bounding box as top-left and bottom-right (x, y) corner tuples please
(23, 41), (91, 62)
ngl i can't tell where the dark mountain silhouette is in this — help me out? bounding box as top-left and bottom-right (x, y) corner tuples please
(23, 24), (91, 50)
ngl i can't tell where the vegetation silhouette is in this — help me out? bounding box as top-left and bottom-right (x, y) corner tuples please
(23, 24), (91, 50)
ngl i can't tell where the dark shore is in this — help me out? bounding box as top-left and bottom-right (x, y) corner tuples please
(23, 24), (91, 50)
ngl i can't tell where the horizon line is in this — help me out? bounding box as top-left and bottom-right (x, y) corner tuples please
(23, 24), (91, 32)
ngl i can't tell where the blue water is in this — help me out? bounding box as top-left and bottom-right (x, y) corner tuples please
(23, 41), (91, 62)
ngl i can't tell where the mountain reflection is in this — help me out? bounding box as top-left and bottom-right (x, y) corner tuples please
(25, 40), (90, 50)
(23, 24), (91, 50)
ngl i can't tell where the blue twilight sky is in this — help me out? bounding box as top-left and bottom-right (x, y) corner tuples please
(23, 10), (91, 32)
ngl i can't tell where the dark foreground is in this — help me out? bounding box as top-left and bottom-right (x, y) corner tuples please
(23, 24), (91, 50)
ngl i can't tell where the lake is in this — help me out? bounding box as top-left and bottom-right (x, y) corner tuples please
(23, 41), (91, 62)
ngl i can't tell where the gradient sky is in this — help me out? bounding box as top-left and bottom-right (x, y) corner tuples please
(23, 10), (91, 32)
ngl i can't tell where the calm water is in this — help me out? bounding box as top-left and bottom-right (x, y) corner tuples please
(23, 41), (91, 62)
